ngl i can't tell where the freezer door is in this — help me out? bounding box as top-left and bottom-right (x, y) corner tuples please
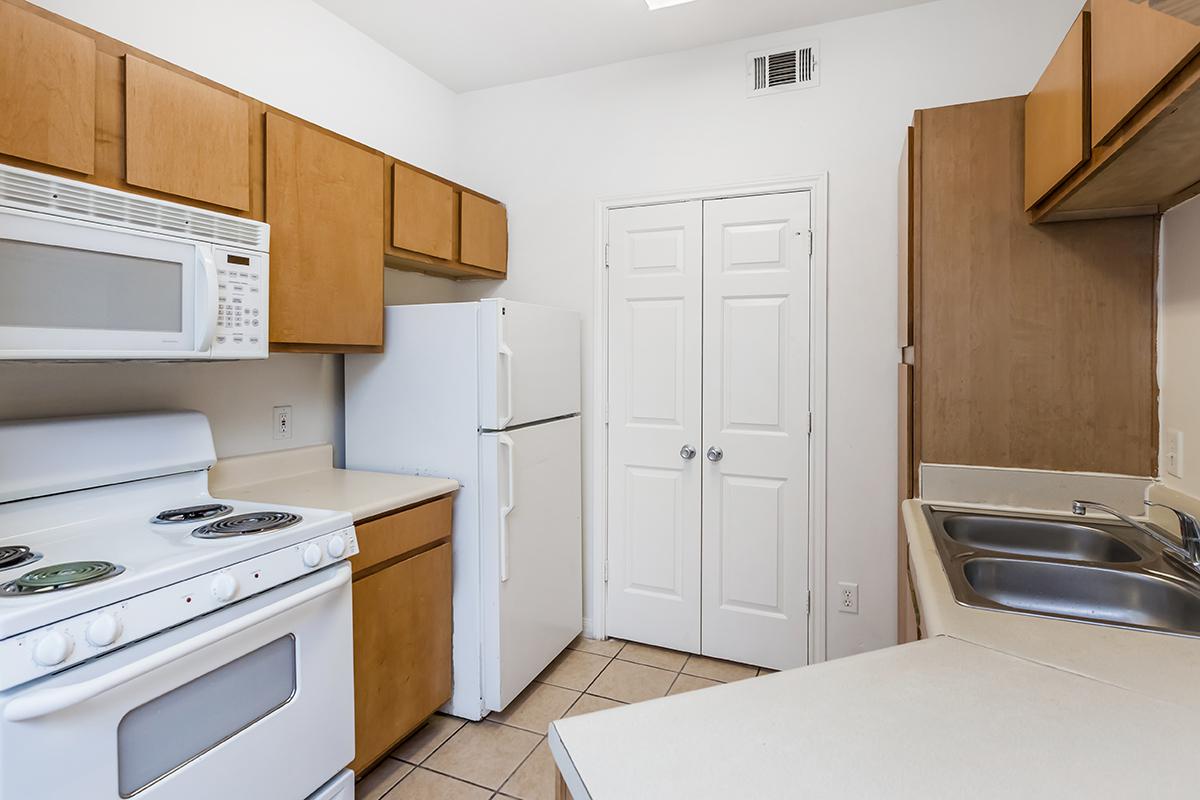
(479, 299), (581, 429)
(480, 416), (583, 711)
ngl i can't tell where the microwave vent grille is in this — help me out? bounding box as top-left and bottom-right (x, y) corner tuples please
(0, 166), (268, 251)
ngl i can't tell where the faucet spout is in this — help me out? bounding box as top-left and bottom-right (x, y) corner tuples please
(1072, 499), (1200, 574)
(1145, 500), (1200, 564)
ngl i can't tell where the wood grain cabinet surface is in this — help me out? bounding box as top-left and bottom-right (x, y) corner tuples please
(1091, 0), (1200, 147)
(266, 111), (384, 352)
(1030, 0), (1200, 219)
(0, 2), (95, 174)
(349, 496), (454, 775)
(460, 191), (509, 275)
(124, 55), (251, 210)
(391, 162), (456, 260)
(910, 97), (1157, 477)
(1024, 10), (1090, 210)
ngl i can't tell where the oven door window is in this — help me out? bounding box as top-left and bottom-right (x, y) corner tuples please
(116, 635), (297, 797)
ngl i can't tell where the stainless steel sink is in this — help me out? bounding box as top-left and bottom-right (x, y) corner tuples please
(963, 557), (1200, 635)
(925, 506), (1200, 637)
(943, 514), (1140, 563)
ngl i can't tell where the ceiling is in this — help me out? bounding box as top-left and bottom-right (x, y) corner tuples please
(314, 0), (938, 92)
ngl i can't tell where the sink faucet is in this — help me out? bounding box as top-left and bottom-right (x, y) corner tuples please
(1072, 499), (1200, 572)
(1144, 500), (1200, 564)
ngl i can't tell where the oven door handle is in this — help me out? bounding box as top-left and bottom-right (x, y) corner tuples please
(4, 565), (350, 723)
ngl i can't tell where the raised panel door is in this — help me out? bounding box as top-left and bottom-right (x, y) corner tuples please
(700, 192), (811, 670)
(605, 201), (703, 652)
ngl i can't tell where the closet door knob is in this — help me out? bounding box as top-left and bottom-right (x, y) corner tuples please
(680, 445), (697, 460)
(706, 446), (724, 463)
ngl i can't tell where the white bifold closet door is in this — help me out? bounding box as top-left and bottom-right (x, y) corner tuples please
(606, 201), (704, 653)
(607, 191), (812, 670)
(699, 192), (811, 669)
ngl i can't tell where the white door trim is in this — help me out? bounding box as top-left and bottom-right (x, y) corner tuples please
(591, 174), (829, 665)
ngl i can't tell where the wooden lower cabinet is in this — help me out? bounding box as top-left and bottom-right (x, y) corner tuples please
(350, 497), (453, 775)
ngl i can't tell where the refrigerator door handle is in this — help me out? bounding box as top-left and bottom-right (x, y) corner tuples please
(498, 342), (514, 429)
(499, 433), (515, 582)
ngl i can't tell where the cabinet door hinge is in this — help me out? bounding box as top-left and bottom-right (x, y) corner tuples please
(603, 560), (609, 583)
(808, 229), (814, 257)
(806, 589), (812, 616)
(604, 242), (610, 269)
(807, 412), (813, 437)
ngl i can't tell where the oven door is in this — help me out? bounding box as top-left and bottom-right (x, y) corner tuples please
(0, 207), (217, 359)
(0, 564), (354, 800)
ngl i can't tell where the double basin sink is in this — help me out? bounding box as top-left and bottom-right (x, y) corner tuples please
(925, 506), (1200, 637)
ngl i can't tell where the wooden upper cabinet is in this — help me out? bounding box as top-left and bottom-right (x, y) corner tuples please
(0, 2), (95, 174)
(124, 55), (250, 210)
(1025, 11), (1091, 210)
(266, 112), (384, 350)
(460, 192), (508, 274)
(392, 162), (455, 260)
(1091, 0), (1200, 147)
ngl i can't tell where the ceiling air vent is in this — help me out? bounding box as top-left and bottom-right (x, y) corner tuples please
(747, 43), (819, 97)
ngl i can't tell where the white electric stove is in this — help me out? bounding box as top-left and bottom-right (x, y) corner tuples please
(0, 411), (359, 800)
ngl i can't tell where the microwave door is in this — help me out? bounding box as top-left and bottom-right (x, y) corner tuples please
(0, 207), (201, 359)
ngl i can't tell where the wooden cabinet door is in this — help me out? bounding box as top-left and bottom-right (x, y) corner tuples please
(124, 55), (250, 210)
(1091, 0), (1200, 147)
(1025, 11), (1090, 210)
(351, 541), (452, 774)
(266, 112), (384, 349)
(392, 162), (456, 260)
(460, 191), (508, 274)
(0, 3), (95, 174)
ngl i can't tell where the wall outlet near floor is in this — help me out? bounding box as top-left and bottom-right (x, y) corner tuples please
(838, 582), (859, 614)
(273, 405), (292, 440)
(1167, 429), (1184, 478)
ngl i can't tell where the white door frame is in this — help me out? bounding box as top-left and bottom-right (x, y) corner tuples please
(591, 174), (830, 665)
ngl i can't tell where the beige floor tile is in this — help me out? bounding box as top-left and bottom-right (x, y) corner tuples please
(757, 667), (778, 676)
(588, 659), (677, 703)
(423, 720), (541, 790)
(488, 681), (580, 734)
(615, 641), (688, 671)
(536, 648), (610, 691)
(564, 693), (624, 717)
(567, 634), (624, 658)
(383, 767), (490, 800)
(391, 714), (466, 764)
(682, 654), (758, 683)
(356, 759), (413, 800)
(667, 673), (721, 696)
(499, 739), (556, 800)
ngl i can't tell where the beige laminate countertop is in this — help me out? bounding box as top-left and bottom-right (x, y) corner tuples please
(208, 444), (457, 521)
(548, 498), (1199, 799)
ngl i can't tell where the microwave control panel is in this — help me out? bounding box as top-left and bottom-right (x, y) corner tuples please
(212, 247), (268, 359)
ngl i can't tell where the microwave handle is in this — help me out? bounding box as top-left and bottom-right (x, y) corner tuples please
(195, 247), (218, 352)
(3, 564), (350, 723)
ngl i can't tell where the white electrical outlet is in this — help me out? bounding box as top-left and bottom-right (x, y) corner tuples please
(1167, 429), (1184, 478)
(838, 582), (859, 614)
(273, 405), (292, 440)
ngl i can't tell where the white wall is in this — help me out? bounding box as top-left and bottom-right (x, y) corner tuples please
(1158, 196), (1200, 496)
(0, 0), (462, 458)
(451, 0), (1084, 659)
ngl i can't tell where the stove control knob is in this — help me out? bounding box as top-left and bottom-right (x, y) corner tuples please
(211, 573), (239, 603)
(326, 535), (347, 559)
(302, 543), (323, 568)
(33, 631), (73, 667)
(86, 614), (122, 648)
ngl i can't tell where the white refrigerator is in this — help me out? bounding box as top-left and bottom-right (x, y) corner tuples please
(345, 300), (582, 719)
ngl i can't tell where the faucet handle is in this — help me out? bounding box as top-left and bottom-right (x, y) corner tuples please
(1145, 500), (1200, 561)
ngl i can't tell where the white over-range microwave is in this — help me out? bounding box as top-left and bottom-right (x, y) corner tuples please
(0, 163), (269, 360)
